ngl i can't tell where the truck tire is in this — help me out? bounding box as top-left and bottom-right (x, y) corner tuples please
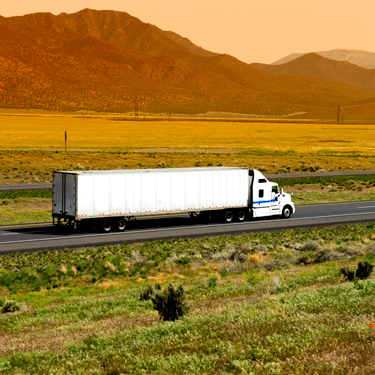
(237, 210), (246, 222)
(224, 210), (234, 223)
(282, 205), (292, 219)
(102, 219), (112, 232)
(117, 219), (126, 232)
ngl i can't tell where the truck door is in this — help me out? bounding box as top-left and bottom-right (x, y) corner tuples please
(253, 178), (272, 217)
(270, 184), (282, 215)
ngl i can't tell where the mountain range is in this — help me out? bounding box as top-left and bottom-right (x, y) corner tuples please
(251, 53), (375, 93)
(0, 9), (374, 116)
(272, 49), (375, 69)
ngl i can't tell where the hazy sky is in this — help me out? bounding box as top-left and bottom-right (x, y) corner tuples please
(2, 0), (374, 64)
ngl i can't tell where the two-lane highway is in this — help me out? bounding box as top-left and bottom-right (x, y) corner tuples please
(1, 201), (375, 254)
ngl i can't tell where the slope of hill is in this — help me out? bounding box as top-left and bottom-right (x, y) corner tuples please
(251, 53), (375, 93)
(272, 49), (375, 69)
(0, 9), (374, 115)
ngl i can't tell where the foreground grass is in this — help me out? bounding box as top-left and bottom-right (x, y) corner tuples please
(0, 224), (375, 373)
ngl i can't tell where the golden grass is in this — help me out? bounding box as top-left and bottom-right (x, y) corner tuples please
(2, 114), (375, 152)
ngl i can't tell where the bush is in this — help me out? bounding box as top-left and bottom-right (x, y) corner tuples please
(356, 260), (374, 280)
(175, 256), (191, 265)
(151, 283), (189, 321)
(140, 285), (154, 301)
(341, 267), (355, 281)
(207, 275), (218, 288)
(341, 260), (374, 281)
(301, 240), (320, 251)
(1, 300), (21, 314)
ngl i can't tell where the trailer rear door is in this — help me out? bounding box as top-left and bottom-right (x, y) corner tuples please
(53, 172), (77, 217)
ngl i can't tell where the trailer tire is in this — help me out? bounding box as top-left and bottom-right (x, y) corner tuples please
(117, 219), (126, 232)
(224, 210), (234, 223)
(237, 210), (246, 222)
(102, 219), (112, 232)
(282, 205), (292, 219)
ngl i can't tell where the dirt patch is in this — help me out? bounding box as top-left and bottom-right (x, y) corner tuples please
(3, 200), (51, 212)
(0, 315), (156, 357)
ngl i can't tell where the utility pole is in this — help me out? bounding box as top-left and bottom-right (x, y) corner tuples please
(134, 97), (139, 119)
(337, 104), (340, 123)
(65, 131), (67, 151)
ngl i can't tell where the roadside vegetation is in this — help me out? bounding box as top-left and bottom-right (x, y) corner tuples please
(0, 190), (52, 224)
(0, 223), (374, 373)
(1, 149), (375, 187)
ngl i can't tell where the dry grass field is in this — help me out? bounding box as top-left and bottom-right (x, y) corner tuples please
(2, 114), (375, 152)
(0, 225), (375, 373)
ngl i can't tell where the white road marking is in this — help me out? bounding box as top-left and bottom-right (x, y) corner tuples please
(1, 211), (375, 246)
(357, 206), (375, 209)
(0, 233), (17, 236)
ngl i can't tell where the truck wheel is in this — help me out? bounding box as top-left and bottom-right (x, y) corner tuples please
(117, 219), (126, 232)
(282, 205), (292, 219)
(237, 210), (246, 222)
(224, 210), (234, 223)
(102, 219), (112, 232)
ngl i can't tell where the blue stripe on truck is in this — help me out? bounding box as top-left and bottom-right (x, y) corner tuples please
(253, 199), (278, 204)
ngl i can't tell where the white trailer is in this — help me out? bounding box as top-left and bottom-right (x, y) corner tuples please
(52, 167), (294, 231)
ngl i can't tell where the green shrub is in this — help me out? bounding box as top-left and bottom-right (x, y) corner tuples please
(245, 269), (264, 286)
(1, 300), (21, 314)
(341, 267), (355, 281)
(207, 275), (218, 288)
(355, 260), (374, 280)
(140, 285), (154, 301)
(341, 260), (374, 281)
(220, 269), (228, 278)
(175, 256), (191, 265)
(151, 283), (189, 321)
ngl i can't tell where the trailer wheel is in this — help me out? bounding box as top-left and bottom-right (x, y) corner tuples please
(117, 219), (126, 232)
(102, 219), (112, 232)
(237, 210), (246, 222)
(224, 210), (234, 223)
(282, 205), (292, 219)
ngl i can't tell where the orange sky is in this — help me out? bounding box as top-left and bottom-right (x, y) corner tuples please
(3, 0), (375, 64)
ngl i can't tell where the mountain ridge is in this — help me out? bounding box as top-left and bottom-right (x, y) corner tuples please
(272, 49), (375, 69)
(251, 53), (375, 93)
(0, 9), (373, 115)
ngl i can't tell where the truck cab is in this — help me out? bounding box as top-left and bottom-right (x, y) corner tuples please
(249, 170), (294, 218)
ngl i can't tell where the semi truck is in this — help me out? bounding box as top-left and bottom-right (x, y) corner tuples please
(52, 167), (295, 232)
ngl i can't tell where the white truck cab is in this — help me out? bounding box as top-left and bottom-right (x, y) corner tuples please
(250, 169), (295, 218)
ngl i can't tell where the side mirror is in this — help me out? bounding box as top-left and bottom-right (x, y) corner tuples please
(280, 188), (283, 194)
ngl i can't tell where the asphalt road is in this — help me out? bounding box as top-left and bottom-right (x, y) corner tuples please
(1, 201), (375, 254)
(1, 170), (375, 192)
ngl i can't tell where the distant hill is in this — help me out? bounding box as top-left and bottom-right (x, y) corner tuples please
(272, 49), (375, 69)
(251, 53), (375, 93)
(0, 10), (373, 115)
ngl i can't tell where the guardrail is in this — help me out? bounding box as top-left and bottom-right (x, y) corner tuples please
(1, 170), (375, 192)
(266, 170), (375, 180)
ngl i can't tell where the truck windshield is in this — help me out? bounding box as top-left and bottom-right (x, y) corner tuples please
(272, 186), (279, 194)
